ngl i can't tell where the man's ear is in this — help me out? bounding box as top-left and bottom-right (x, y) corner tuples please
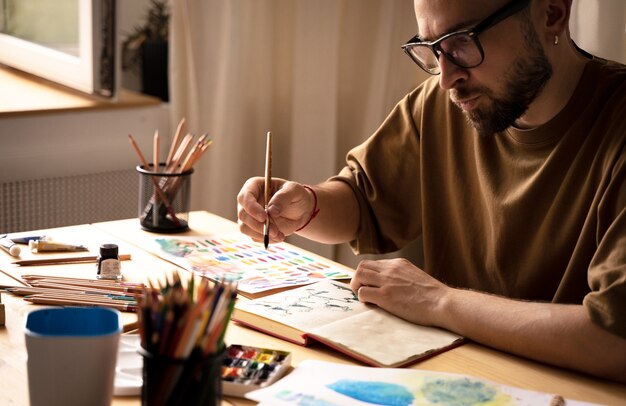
(540, 0), (572, 39)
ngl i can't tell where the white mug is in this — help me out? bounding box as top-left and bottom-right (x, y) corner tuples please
(25, 307), (122, 406)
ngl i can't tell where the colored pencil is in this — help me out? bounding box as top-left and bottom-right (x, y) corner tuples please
(8, 286), (137, 297)
(26, 282), (141, 296)
(0, 268), (29, 287)
(167, 133), (194, 173)
(161, 136), (213, 202)
(123, 320), (139, 333)
(135, 132), (212, 228)
(26, 292), (137, 304)
(137, 272), (236, 357)
(24, 296), (137, 312)
(166, 117), (186, 167)
(129, 133), (183, 228)
(12, 253), (131, 266)
(129, 119), (213, 233)
(153, 130), (160, 173)
(21, 274), (144, 287)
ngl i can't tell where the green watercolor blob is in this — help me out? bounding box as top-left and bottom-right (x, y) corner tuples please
(421, 377), (497, 406)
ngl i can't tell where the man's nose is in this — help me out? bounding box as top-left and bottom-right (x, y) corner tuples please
(438, 54), (469, 90)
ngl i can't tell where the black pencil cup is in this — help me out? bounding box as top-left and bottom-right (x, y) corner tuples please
(140, 347), (224, 406)
(137, 164), (193, 233)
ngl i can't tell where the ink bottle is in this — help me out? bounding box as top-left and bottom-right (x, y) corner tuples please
(96, 244), (122, 280)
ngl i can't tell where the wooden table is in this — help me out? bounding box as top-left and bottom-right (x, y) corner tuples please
(1, 211), (624, 405)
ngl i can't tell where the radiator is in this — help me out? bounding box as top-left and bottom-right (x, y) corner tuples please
(0, 169), (138, 234)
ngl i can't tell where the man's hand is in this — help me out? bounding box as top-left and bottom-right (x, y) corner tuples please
(237, 177), (314, 244)
(237, 178), (360, 245)
(350, 258), (449, 326)
(351, 257), (626, 382)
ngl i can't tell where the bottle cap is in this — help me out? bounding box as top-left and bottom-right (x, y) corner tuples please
(99, 244), (119, 258)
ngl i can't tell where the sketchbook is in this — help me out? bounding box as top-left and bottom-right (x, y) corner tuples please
(231, 279), (464, 368)
(150, 234), (353, 299)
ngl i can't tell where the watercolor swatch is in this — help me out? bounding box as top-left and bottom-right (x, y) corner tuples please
(246, 360), (595, 406)
(152, 235), (352, 296)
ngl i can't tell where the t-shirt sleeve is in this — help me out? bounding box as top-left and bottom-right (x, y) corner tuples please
(329, 89), (424, 255)
(584, 144), (626, 338)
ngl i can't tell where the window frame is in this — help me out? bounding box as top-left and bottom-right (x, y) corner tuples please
(0, 0), (116, 98)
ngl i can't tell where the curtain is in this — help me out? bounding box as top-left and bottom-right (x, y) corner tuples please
(169, 0), (423, 265)
(169, 0), (625, 267)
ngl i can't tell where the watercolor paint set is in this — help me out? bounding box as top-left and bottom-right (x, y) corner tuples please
(222, 344), (292, 397)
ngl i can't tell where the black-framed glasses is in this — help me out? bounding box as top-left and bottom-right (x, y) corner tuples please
(401, 0), (531, 75)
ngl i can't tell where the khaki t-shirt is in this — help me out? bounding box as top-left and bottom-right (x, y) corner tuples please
(333, 57), (626, 338)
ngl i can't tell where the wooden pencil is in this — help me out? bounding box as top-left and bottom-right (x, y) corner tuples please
(8, 287), (68, 296)
(26, 292), (137, 303)
(8, 287), (131, 297)
(166, 117), (186, 166)
(12, 253), (131, 266)
(168, 133), (194, 172)
(0, 268), (30, 287)
(128, 134), (181, 226)
(21, 278), (143, 292)
(153, 130), (160, 173)
(123, 320), (140, 333)
(24, 276), (144, 288)
(178, 135), (205, 173)
(27, 281), (141, 295)
(21, 274), (144, 287)
(162, 136), (213, 200)
(24, 296), (137, 312)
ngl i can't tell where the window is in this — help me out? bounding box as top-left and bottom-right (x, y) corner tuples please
(0, 0), (116, 98)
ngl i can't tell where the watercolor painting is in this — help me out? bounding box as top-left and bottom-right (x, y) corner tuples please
(246, 360), (595, 406)
(152, 235), (352, 294)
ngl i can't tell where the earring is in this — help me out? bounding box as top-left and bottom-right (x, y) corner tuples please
(554, 35), (559, 45)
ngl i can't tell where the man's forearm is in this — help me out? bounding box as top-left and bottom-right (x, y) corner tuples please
(297, 181), (360, 244)
(438, 289), (626, 382)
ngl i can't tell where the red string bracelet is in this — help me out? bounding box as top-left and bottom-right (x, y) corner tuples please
(295, 185), (320, 231)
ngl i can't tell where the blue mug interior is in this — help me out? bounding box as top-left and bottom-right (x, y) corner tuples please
(26, 307), (121, 336)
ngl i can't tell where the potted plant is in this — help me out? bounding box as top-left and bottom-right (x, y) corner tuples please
(122, 0), (170, 101)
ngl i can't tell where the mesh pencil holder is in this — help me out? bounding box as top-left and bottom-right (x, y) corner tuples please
(136, 164), (193, 233)
(140, 346), (225, 406)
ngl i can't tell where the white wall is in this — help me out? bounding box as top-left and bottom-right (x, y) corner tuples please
(0, 105), (169, 183)
(570, 0), (626, 63)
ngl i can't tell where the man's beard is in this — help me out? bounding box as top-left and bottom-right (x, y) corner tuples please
(453, 19), (553, 136)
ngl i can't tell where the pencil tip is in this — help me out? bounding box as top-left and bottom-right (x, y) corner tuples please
(264, 234), (269, 250)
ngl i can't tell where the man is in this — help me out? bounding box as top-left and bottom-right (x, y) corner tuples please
(237, 0), (626, 381)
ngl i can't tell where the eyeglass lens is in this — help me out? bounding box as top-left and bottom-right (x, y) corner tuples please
(406, 33), (482, 74)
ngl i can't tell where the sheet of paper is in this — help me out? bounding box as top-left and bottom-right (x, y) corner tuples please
(151, 235), (352, 294)
(247, 360), (597, 406)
